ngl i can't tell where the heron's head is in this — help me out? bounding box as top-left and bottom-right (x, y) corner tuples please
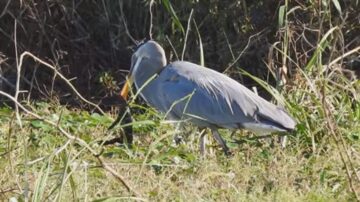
(120, 40), (167, 100)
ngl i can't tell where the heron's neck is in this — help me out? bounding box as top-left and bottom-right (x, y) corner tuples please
(134, 72), (158, 92)
(134, 71), (162, 108)
(134, 60), (165, 90)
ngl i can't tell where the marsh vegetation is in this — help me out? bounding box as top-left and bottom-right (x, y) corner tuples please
(0, 0), (359, 201)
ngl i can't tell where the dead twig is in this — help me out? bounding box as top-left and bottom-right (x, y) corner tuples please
(324, 46), (360, 72)
(181, 9), (194, 61)
(14, 20), (22, 128)
(223, 29), (268, 73)
(0, 90), (142, 198)
(166, 35), (179, 61)
(96, 156), (141, 197)
(17, 51), (105, 115)
(119, 0), (137, 45)
(320, 85), (360, 201)
(148, 0), (155, 39)
(0, 0), (11, 18)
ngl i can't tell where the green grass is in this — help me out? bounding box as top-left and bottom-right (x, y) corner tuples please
(0, 63), (359, 201)
(0, 1), (359, 201)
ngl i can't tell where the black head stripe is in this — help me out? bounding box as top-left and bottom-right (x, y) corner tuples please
(135, 39), (149, 51)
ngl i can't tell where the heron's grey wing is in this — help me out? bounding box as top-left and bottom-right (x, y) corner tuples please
(155, 61), (296, 132)
(155, 67), (245, 127)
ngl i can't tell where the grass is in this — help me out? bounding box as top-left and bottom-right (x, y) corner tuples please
(0, 0), (359, 201)
(0, 60), (359, 201)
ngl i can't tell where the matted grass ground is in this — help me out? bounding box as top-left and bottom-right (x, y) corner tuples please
(0, 64), (359, 201)
(0, 1), (359, 201)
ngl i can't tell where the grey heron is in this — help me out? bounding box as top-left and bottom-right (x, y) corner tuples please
(120, 40), (296, 155)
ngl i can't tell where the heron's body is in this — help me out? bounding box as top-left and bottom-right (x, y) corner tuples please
(121, 40), (296, 155)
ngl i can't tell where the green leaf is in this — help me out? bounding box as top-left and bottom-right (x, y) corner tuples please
(331, 0), (342, 15)
(31, 120), (53, 131)
(90, 113), (111, 124)
(161, 0), (185, 34)
(320, 170), (325, 184)
(33, 161), (51, 202)
(278, 5), (285, 28)
(239, 68), (287, 106)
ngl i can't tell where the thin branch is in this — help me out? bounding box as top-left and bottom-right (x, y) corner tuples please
(166, 35), (179, 61)
(0, 75), (16, 89)
(325, 46), (360, 71)
(181, 9), (194, 60)
(223, 29), (268, 73)
(0, 90), (141, 198)
(17, 51), (105, 115)
(14, 20), (22, 128)
(0, 0), (11, 18)
(320, 86), (360, 201)
(0, 91), (96, 153)
(97, 156), (141, 197)
(148, 0), (155, 40)
(119, 0), (137, 45)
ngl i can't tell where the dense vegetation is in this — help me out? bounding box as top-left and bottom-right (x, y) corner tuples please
(0, 0), (359, 201)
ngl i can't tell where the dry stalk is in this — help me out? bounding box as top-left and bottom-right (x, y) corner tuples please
(223, 29), (267, 73)
(181, 9), (194, 61)
(17, 51), (105, 115)
(148, 0), (155, 39)
(165, 35), (179, 60)
(320, 86), (360, 201)
(119, 0), (137, 45)
(14, 20), (22, 128)
(325, 46), (360, 72)
(0, 90), (142, 198)
(0, 0), (11, 18)
(96, 156), (142, 197)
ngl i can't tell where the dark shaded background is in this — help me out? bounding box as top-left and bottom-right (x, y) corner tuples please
(0, 0), (358, 110)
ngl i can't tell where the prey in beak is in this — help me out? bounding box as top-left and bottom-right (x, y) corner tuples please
(106, 75), (134, 146)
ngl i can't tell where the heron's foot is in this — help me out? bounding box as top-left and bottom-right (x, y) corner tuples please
(100, 135), (133, 148)
(223, 148), (233, 157)
(218, 143), (232, 156)
(279, 135), (287, 148)
(173, 135), (184, 145)
(199, 130), (206, 156)
(211, 129), (232, 156)
(199, 139), (232, 156)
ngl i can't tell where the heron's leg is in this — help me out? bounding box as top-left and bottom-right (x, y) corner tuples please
(279, 135), (287, 148)
(211, 129), (231, 156)
(107, 106), (133, 147)
(229, 130), (237, 139)
(173, 122), (185, 145)
(198, 128), (207, 155)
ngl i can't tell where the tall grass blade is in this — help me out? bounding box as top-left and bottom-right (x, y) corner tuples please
(161, 0), (185, 34)
(193, 20), (204, 66)
(278, 5), (285, 28)
(33, 161), (51, 202)
(239, 68), (288, 107)
(305, 27), (338, 71)
(331, 0), (342, 15)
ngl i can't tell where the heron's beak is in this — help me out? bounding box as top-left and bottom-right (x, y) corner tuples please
(120, 55), (142, 101)
(120, 75), (133, 101)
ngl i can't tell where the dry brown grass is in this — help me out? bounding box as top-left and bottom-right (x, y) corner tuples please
(0, 0), (359, 201)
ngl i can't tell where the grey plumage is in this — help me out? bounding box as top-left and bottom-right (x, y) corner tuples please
(121, 40), (296, 155)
